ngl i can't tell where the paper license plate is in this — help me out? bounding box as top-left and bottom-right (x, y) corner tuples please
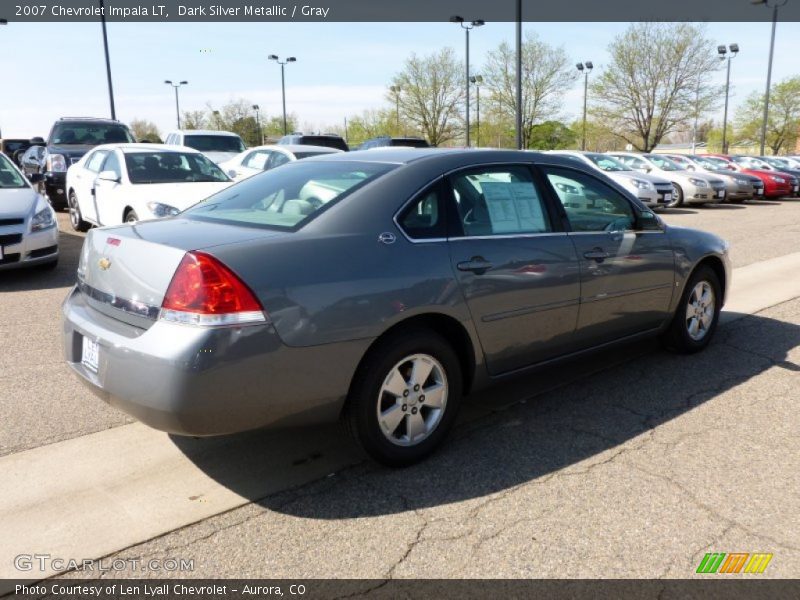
(82, 336), (100, 373)
(717, 190), (725, 198)
(662, 193), (672, 202)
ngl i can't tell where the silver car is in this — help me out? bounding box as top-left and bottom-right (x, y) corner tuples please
(609, 152), (727, 206)
(62, 150), (731, 466)
(0, 153), (59, 270)
(549, 151), (675, 209)
(661, 154), (760, 203)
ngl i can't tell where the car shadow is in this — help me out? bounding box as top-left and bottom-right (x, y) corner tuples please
(0, 223), (83, 293)
(660, 208), (697, 215)
(702, 203), (746, 210)
(745, 200), (783, 206)
(171, 310), (800, 519)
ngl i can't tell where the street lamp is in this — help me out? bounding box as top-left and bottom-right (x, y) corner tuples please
(164, 80), (188, 130)
(212, 110), (221, 130)
(469, 75), (483, 147)
(269, 54), (297, 135)
(389, 85), (402, 133)
(752, 0), (788, 156)
(253, 104), (263, 145)
(98, 0), (116, 120)
(576, 61), (593, 151)
(451, 15), (485, 148)
(717, 44), (739, 154)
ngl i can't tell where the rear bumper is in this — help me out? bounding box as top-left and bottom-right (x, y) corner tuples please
(62, 286), (368, 436)
(0, 225), (59, 270)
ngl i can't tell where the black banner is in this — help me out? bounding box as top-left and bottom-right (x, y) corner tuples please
(2, 0), (800, 23)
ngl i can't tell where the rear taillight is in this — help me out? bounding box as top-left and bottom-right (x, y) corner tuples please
(160, 251), (266, 326)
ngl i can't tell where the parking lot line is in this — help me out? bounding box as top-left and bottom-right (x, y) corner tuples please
(1, 251), (799, 582)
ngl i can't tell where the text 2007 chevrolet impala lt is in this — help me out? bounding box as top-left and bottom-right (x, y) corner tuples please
(63, 150), (730, 466)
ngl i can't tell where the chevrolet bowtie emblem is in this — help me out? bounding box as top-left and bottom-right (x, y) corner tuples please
(98, 258), (111, 271)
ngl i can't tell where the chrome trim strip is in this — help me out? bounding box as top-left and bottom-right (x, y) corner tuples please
(482, 297), (581, 323)
(581, 282), (674, 304)
(78, 280), (160, 320)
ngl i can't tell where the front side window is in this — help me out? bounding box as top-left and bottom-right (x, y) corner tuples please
(0, 155), (27, 188)
(647, 155), (681, 171)
(543, 167), (635, 233)
(586, 153), (630, 172)
(102, 152), (122, 178)
(124, 152), (229, 184)
(185, 160), (394, 230)
(448, 166), (552, 237)
(85, 150), (109, 173)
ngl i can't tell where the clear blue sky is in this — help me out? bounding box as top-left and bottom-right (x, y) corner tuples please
(1, 21), (797, 138)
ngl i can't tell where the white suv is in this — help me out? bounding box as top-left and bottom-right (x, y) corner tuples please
(163, 130), (246, 164)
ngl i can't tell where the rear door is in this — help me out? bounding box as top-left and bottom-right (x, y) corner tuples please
(540, 165), (674, 347)
(445, 164), (581, 375)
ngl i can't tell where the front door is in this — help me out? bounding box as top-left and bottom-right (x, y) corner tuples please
(540, 165), (675, 347)
(94, 151), (124, 226)
(446, 165), (581, 375)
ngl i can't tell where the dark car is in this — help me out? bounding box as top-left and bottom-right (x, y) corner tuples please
(359, 136), (430, 150)
(22, 118), (135, 209)
(62, 149), (730, 466)
(278, 133), (349, 152)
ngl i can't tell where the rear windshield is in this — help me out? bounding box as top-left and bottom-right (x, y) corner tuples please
(298, 136), (349, 152)
(185, 161), (394, 230)
(293, 151), (336, 160)
(50, 123), (134, 145)
(0, 155), (27, 188)
(124, 151), (230, 184)
(391, 138), (429, 148)
(183, 135), (246, 154)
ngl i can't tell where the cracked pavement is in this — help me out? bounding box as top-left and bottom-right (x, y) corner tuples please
(58, 298), (800, 579)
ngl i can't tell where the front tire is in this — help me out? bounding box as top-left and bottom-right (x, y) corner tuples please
(68, 191), (90, 232)
(670, 183), (684, 207)
(345, 329), (463, 467)
(662, 265), (721, 354)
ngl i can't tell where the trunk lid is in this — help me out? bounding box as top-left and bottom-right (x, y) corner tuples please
(77, 217), (283, 327)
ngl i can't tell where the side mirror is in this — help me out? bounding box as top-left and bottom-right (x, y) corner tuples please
(636, 209), (663, 231)
(227, 169), (237, 179)
(28, 173), (44, 184)
(97, 170), (120, 184)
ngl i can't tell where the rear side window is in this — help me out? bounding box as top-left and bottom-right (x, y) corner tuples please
(398, 183), (446, 240)
(186, 160), (394, 230)
(448, 166), (552, 237)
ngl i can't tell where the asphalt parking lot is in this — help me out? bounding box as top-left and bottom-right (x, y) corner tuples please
(1, 198), (799, 581)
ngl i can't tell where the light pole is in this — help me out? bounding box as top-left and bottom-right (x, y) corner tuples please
(253, 104), (262, 145)
(164, 80), (188, 129)
(691, 77), (701, 154)
(752, 0), (787, 156)
(212, 110), (221, 130)
(576, 61), (593, 151)
(515, 0), (522, 149)
(469, 75), (483, 147)
(450, 15), (485, 148)
(717, 44), (739, 154)
(269, 54), (296, 135)
(98, 0), (116, 120)
(389, 85), (402, 134)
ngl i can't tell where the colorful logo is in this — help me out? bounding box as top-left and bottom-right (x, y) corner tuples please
(696, 553), (773, 574)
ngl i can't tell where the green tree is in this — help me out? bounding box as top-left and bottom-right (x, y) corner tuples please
(181, 110), (207, 130)
(482, 32), (574, 149)
(734, 76), (800, 155)
(129, 119), (161, 142)
(527, 120), (577, 150)
(591, 23), (721, 152)
(390, 48), (464, 146)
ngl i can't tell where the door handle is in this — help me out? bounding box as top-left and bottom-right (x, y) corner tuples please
(457, 257), (493, 274)
(583, 248), (610, 262)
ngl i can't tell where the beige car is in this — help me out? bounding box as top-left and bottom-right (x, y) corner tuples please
(608, 152), (727, 206)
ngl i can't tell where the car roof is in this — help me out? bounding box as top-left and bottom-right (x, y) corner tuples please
(299, 147), (570, 167)
(92, 143), (202, 154)
(252, 144), (341, 154)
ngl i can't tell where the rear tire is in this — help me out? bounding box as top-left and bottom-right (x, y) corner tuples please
(344, 329), (463, 467)
(68, 191), (90, 232)
(662, 265), (721, 354)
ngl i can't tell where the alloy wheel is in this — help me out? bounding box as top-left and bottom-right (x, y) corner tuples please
(686, 281), (715, 341)
(376, 353), (448, 447)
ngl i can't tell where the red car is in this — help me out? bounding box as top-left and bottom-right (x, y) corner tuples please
(705, 154), (794, 199)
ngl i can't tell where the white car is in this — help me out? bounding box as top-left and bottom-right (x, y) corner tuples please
(220, 144), (342, 181)
(162, 130), (246, 164)
(549, 151), (675, 209)
(0, 153), (58, 270)
(65, 144), (233, 231)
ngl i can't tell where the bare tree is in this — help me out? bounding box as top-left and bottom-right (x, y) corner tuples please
(390, 48), (464, 146)
(482, 32), (574, 149)
(181, 110), (207, 130)
(590, 23), (721, 152)
(129, 119), (161, 142)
